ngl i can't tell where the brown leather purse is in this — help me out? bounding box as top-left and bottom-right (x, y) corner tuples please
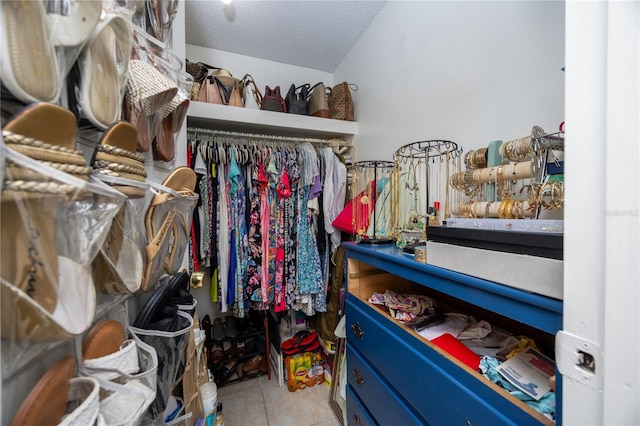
(307, 82), (330, 118)
(329, 82), (357, 121)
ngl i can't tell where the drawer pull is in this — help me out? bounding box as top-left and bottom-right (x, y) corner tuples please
(352, 414), (362, 426)
(352, 368), (365, 385)
(351, 322), (364, 339)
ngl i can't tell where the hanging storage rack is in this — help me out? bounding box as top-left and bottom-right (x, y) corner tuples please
(392, 141), (463, 240)
(352, 160), (396, 244)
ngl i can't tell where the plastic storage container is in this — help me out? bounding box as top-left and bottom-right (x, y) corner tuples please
(200, 382), (217, 426)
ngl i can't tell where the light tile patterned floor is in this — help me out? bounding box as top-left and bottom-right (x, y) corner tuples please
(217, 375), (341, 426)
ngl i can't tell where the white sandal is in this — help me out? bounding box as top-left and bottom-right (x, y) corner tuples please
(83, 339), (141, 381)
(49, 0), (102, 47)
(77, 9), (132, 130)
(0, 0), (101, 103)
(59, 377), (101, 426)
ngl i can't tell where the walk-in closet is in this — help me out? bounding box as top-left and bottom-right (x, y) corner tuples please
(1, 1), (638, 425)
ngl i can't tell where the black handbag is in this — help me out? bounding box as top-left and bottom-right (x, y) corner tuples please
(285, 83), (310, 115)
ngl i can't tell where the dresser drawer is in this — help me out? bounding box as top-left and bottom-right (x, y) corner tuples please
(346, 295), (548, 425)
(347, 343), (427, 426)
(346, 385), (375, 426)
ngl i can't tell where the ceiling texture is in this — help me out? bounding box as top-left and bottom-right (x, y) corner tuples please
(185, 0), (387, 72)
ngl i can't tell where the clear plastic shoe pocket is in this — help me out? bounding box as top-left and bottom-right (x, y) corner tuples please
(80, 334), (159, 398)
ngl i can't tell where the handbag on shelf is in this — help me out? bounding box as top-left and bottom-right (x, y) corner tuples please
(228, 81), (243, 107)
(198, 75), (226, 105)
(242, 74), (263, 109)
(186, 60), (209, 101)
(285, 83), (310, 115)
(211, 68), (244, 103)
(329, 82), (358, 121)
(185, 60), (209, 84)
(307, 82), (330, 118)
(260, 86), (286, 112)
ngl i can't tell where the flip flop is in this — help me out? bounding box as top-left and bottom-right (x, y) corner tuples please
(142, 167), (196, 290)
(281, 330), (321, 356)
(10, 356), (76, 426)
(76, 9), (132, 130)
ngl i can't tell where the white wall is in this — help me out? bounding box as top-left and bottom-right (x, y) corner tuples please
(563, 1), (639, 424)
(335, 1), (565, 160)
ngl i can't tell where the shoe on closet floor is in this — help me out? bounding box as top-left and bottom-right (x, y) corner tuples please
(215, 360), (238, 385)
(258, 356), (269, 373)
(243, 355), (263, 375)
(222, 340), (235, 359)
(281, 330), (320, 356)
(224, 315), (238, 338)
(212, 317), (225, 342)
(201, 315), (212, 347)
(209, 343), (224, 366)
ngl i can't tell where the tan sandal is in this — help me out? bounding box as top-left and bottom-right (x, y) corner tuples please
(142, 167), (196, 291)
(77, 9), (132, 130)
(1, 103), (94, 342)
(91, 122), (146, 294)
(10, 356), (77, 426)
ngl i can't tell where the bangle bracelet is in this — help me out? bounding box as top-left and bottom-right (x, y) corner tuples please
(485, 201), (493, 218)
(504, 199), (513, 219)
(498, 200), (507, 219)
(552, 182), (564, 209)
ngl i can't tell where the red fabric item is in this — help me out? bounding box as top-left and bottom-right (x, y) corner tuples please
(332, 180), (375, 235)
(187, 146), (200, 272)
(431, 333), (481, 371)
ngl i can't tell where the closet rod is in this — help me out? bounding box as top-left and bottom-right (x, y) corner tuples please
(187, 127), (335, 145)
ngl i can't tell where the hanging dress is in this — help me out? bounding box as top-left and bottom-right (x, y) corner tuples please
(217, 160), (230, 312)
(273, 149), (290, 312)
(295, 144), (324, 314)
(266, 151), (279, 303)
(229, 150), (248, 318)
(246, 157), (269, 309)
(283, 149), (300, 309)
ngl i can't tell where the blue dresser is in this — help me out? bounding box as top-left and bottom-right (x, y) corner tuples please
(344, 242), (563, 426)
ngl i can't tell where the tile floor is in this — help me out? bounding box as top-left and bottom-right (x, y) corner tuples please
(217, 375), (341, 426)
